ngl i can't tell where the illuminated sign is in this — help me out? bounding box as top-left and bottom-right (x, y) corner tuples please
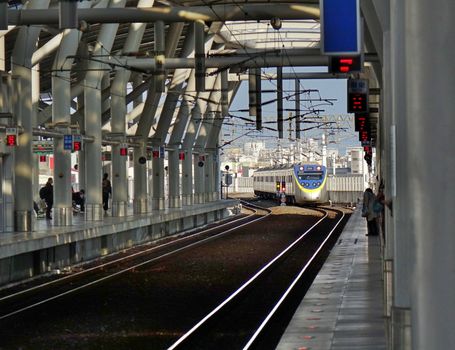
(33, 141), (53, 154)
(330, 55), (362, 73)
(72, 135), (82, 152)
(5, 128), (17, 146)
(120, 145), (128, 156)
(354, 114), (369, 132)
(348, 79), (369, 113)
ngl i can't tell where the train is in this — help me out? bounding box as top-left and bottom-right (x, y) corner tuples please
(252, 163), (328, 205)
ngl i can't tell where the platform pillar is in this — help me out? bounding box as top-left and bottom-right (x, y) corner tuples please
(151, 155), (165, 210)
(402, 0), (455, 348)
(168, 149), (181, 208)
(133, 145), (148, 214)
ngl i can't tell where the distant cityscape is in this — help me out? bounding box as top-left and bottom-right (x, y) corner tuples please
(220, 139), (372, 179)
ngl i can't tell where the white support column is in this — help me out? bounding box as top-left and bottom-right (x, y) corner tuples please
(404, 1), (455, 349)
(193, 106), (215, 204)
(180, 65), (218, 205)
(391, 0), (412, 347)
(111, 0), (152, 217)
(149, 26), (199, 210)
(31, 66), (40, 222)
(181, 103), (200, 206)
(0, 35), (5, 71)
(133, 145), (148, 213)
(11, 19), (47, 231)
(193, 152), (204, 204)
(168, 100), (189, 208)
(151, 151), (165, 210)
(52, 29), (82, 226)
(133, 23), (184, 213)
(84, 0), (126, 220)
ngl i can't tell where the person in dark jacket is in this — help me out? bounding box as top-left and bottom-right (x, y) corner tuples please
(72, 189), (85, 212)
(102, 173), (112, 214)
(41, 177), (54, 220)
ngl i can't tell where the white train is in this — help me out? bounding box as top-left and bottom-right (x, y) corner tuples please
(252, 163), (328, 205)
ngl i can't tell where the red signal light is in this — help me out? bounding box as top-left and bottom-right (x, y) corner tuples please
(73, 141), (82, 151)
(179, 152), (185, 160)
(152, 150), (159, 159)
(120, 147), (128, 156)
(6, 134), (17, 146)
(39, 155), (47, 162)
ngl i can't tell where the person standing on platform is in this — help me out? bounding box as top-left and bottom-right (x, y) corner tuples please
(40, 177), (54, 220)
(102, 173), (112, 215)
(362, 188), (379, 236)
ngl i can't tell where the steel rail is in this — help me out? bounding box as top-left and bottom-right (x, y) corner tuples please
(0, 204), (270, 320)
(243, 207), (346, 349)
(168, 204), (330, 350)
(0, 203), (263, 304)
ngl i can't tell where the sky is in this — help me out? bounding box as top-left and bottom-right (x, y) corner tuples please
(223, 67), (360, 155)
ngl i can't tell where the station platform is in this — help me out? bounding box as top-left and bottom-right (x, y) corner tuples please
(0, 199), (239, 286)
(277, 209), (386, 350)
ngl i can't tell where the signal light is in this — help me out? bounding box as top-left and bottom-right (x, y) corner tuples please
(6, 134), (17, 146)
(72, 135), (82, 152)
(5, 128), (18, 146)
(39, 155), (47, 162)
(152, 150), (159, 159)
(73, 140), (81, 151)
(179, 152), (185, 160)
(120, 147), (128, 156)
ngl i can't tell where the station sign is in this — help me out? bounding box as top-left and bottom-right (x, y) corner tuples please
(33, 140), (53, 154)
(63, 134), (73, 151)
(321, 0), (361, 55)
(159, 146), (165, 159)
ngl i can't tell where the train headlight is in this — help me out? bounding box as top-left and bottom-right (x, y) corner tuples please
(299, 166), (304, 171)
(316, 182), (320, 186)
(304, 182), (309, 187)
(316, 166), (321, 171)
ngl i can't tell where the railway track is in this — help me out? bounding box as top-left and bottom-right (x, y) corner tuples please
(168, 205), (347, 350)
(0, 203), (270, 321)
(0, 202), (349, 350)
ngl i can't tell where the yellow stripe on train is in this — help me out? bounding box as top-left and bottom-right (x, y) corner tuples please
(292, 173), (328, 193)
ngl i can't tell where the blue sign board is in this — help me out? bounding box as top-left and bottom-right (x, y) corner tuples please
(159, 146), (165, 159)
(320, 0), (361, 55)
(63, 134), (73, 151)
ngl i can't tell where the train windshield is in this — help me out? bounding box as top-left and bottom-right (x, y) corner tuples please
(297, 171), (324, 181)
